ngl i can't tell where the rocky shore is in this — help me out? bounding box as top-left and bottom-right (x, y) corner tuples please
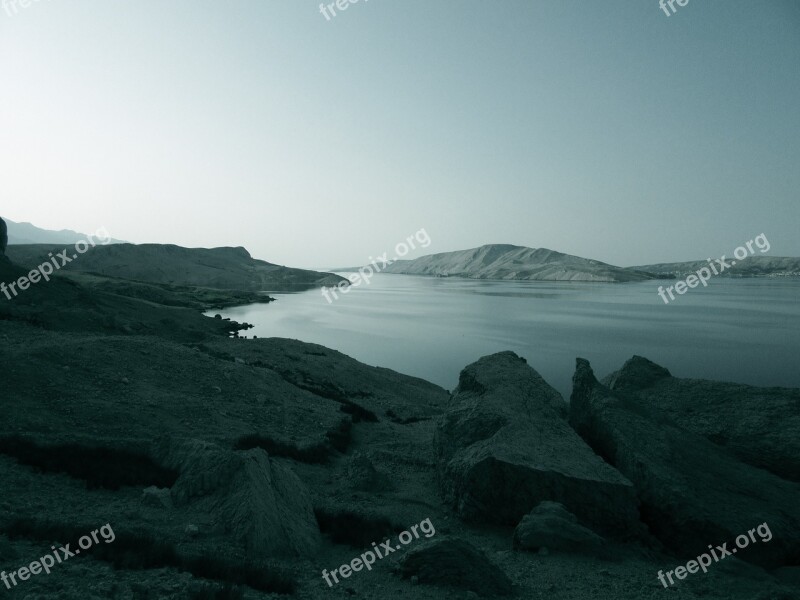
(1, 220), (798, 600)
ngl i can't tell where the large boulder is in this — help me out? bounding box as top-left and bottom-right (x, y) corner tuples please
(513, 501), (604, 555)
(399, 538), (513, 597)
(569, 358), (800, 568)
(164, 439), (321, 558)
(435, 352), (641, 537)
(603, 355), (800, 482)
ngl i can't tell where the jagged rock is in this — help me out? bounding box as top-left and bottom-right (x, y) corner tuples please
(164, 439), (320, 558)
(603, 355), (800, 482)
(513, 501), (604, 554)
(569, 358), (800, 568)
(0, 216), (7, 254)
(434, 352), (640, 537)
(399, 538), (513, 597)
(141, 486), (173, 509)
(603, 355), (672, 391)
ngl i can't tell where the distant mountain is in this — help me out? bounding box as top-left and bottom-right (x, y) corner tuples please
(5, 243), (346, 291)
(630, 257), (800, 279)
(2, 218), (126, 245)
(381, 244), (653, 282)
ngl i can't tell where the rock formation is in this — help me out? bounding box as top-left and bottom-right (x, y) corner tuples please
(603, 355), (800, 482)
(435, 351), (641, 537)
(570, 358), (800, 568)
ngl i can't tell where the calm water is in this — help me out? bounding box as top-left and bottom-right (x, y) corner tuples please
(212, 274), (800, 398)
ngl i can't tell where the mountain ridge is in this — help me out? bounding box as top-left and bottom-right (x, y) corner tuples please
(381, 244), (654, 282)
(629, 256), (800, 278)
(5, 242), (346, 292)
(2, 217), (127, 245)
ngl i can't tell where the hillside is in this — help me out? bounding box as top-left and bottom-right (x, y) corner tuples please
(2, 217), (126, 245)
(381, 244), (653, 282)
(630, 256), (800, 278)
(5, 243), (346, 291)
(1, 220), (797, 600)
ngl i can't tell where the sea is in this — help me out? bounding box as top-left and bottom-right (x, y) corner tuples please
(210, 274), (800, 398)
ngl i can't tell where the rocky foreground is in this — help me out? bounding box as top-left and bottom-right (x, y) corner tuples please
(1, 233), (799, 600)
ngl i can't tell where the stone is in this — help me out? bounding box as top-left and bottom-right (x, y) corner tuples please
(603, 355), (800, 482)
(399, 538), (513, 597)
(513, 501), (604, 555)
(435, 351), (640, 537)
(569, 358), (800, 568)
(163, 439), (321, 558)
(141, 486), (173, 510)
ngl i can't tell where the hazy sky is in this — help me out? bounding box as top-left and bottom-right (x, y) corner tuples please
(2, 0), (798, 268)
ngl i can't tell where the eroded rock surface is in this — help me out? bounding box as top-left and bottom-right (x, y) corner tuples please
(570, 358), (800, 568)
(603, 355), (800, 482)
(435, 351), (641, 537)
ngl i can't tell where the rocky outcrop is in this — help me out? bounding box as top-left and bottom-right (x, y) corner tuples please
(569, 358), (800, 568)
(212, 337), (448, 424)
(435, 352), (641, 537)
(603, 356), (800, 482)
(513, 501), (604, 555)
(164, 439), (320, 558)
(399, 538), (513, 597)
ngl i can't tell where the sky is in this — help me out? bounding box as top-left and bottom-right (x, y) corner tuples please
(1, 0), (799, 269)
